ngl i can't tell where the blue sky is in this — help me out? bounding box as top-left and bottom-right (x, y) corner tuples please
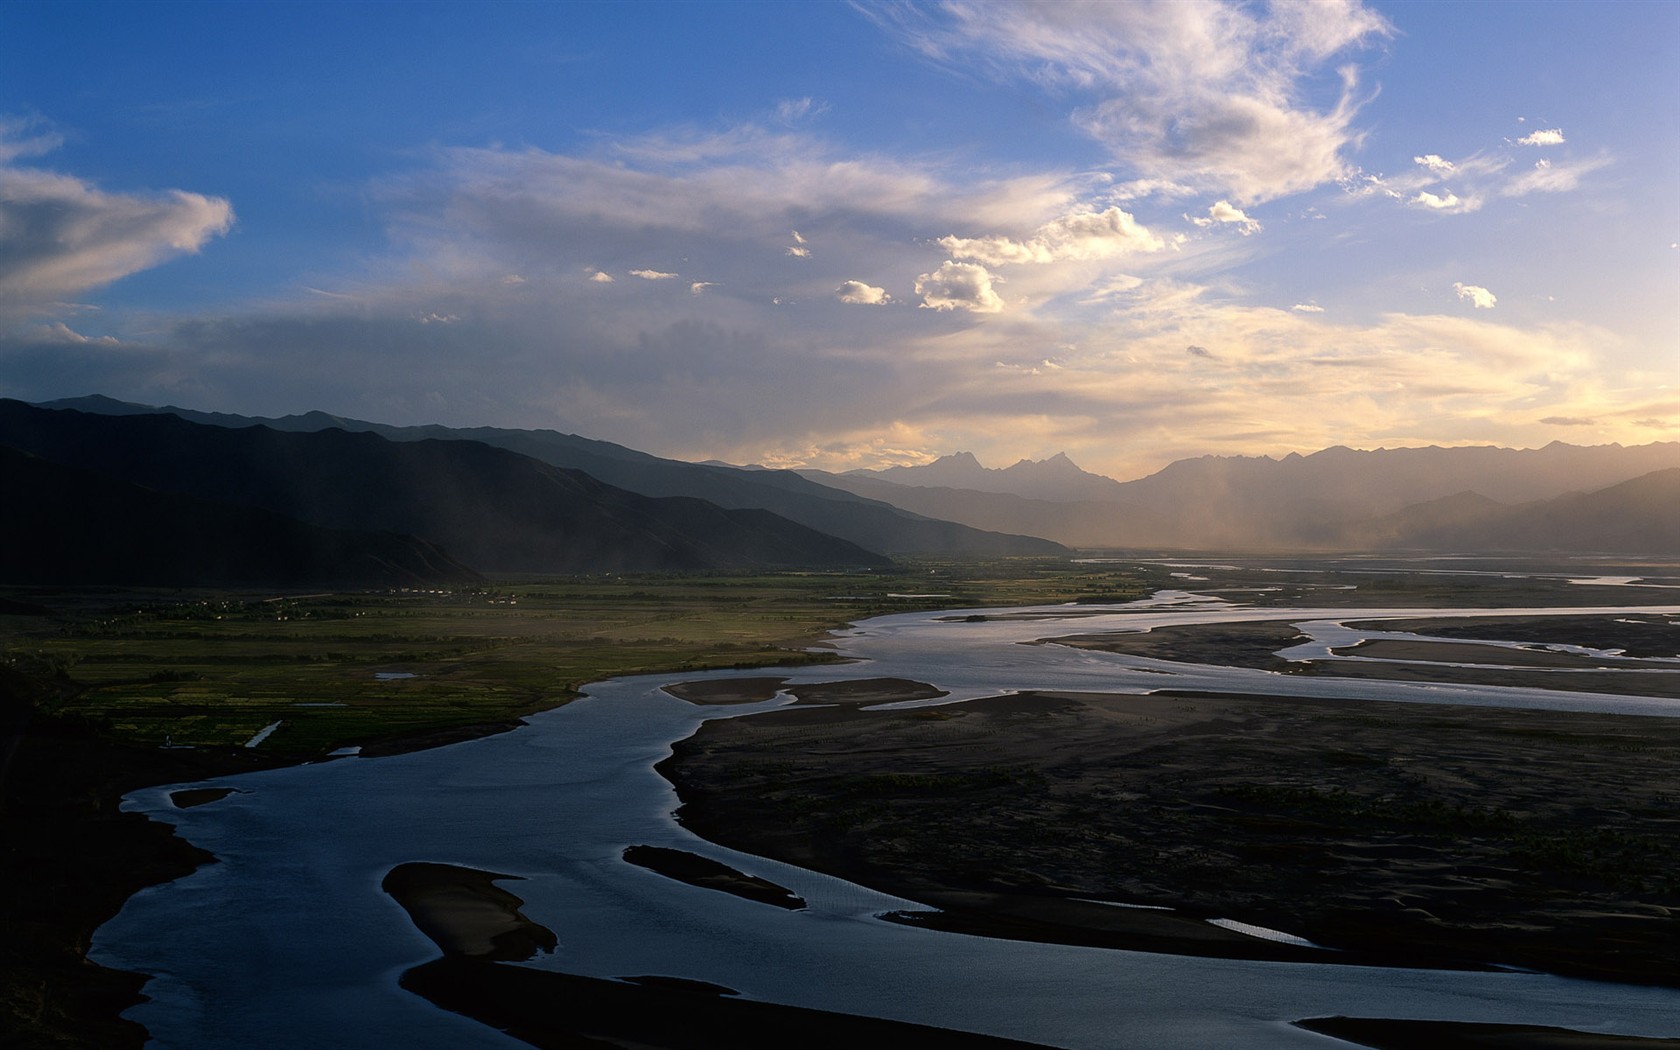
(2, 0), (1675, 480)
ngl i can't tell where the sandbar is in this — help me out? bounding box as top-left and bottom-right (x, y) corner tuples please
(382, 862), (557, 962)
(622, 844), (805, 909)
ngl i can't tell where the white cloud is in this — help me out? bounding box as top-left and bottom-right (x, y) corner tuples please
(629, 268), (679, 280)
(0, 115), (63, 164)
(0, 133), (234, 305)
(939, 206), (1162, 266)
(1190, 199), (1261, 234)
(786, 245), (811, 258)
(1413, 154), (1455, 174)
(867, 1), (1390, 204)
(690, 281), (717, 295)
(1454, 282), (1498, 309)
(1501, 155), (1610, 197)
(836, 280), (892, 305)
(1517, 128), (1565, 146)
(1079, 273), (1146, 304)
(1291, 303), (1325, 313)
(500, 273), (527, 285)
(588, 270), (615, 283)
(916, 260), (1004, 312)
(30, 321), (119, 345)
(1411, 189), (1475, 212)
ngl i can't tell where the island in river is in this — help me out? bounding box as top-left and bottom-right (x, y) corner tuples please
(660, 673), (1680, 988)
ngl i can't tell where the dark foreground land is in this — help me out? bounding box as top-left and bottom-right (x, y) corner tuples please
(662, 684), (1680, 986)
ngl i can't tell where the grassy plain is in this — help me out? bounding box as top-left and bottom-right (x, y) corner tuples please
(1, 558), (1139, 756)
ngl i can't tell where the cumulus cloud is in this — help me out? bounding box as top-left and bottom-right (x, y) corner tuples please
(1454, 282), (1498, 309)
(1291, 303), (1325, 313)
(1411, 189), (1477, 213)
(939, 206), (1162, 266)
(1517, 128), (1565, 146)
(1185, 344), (1214, 358)
(1190, 200), (1261, 234)
(689, 281), (717, 295)
(868, 1), (1389, 204)
(836, 280), (892, 305)
(915, 260), (1004, 312)
(629, 268), (679, 280)
(0, 126), (234, 305)
(1413, 154), (1455, 174)
(588, 270), (615, 283)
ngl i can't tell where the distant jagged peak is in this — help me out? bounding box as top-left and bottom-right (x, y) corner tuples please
(1003, 451), (1087, 475)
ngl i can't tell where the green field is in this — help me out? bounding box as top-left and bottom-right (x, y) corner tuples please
(1, 560), (1143, 755)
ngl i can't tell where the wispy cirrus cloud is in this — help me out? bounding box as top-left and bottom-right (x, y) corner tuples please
(0, 118), (233, 309)
(865, 0), (1391, 204)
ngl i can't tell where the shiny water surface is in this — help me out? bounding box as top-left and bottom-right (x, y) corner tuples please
(93, 590), (1680, 1048)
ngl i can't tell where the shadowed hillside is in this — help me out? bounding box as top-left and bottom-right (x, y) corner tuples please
(0, 402), (890, 575)
(0, 446), (479, 587)
(36, 396), (1067, 559)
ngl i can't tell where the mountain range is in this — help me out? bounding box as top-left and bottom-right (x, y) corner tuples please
(0, 401), (905, 585)
(35, 396), (1064, 562)
(8, 396), (1676, 588)
(811, 444), (1680, 553)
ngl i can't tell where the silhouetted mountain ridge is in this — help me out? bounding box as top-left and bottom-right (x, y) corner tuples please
(35, 396), (1066, 558)
(0, 401), (892, 578)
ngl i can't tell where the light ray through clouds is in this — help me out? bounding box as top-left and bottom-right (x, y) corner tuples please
(0, 0), (1674, 480)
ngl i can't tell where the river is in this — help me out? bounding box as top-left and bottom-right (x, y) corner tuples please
(92, 589), (1680, 1047)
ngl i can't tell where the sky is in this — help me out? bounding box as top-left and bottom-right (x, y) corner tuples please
(2, 0), (1676, 482)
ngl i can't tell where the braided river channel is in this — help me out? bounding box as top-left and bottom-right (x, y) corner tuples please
(93, 586), (1680, 1047)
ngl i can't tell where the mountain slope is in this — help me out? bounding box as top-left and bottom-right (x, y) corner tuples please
(1104, 443), (1680, 547)
(36, 396), (1065, 558)
(818, 443), (1680, 551)
(0, 402), (890, 573)
(1353, 469), (1680, 553)
(0, 445), (480, 587)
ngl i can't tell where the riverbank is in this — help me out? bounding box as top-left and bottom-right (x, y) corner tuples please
(660, 681), (1680, 986)
(0, 669), (292, 1049)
